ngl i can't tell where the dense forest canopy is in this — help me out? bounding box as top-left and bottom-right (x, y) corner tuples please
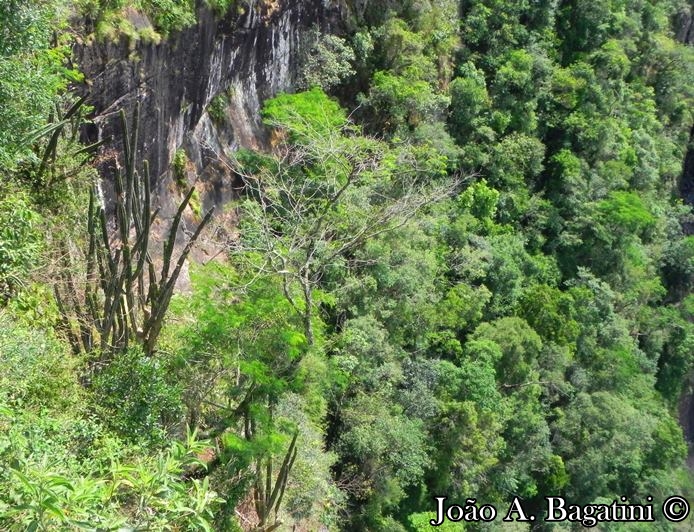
(1, 0), (693, 530)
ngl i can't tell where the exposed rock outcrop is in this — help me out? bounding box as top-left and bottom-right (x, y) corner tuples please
(675, 4), (693, 222)
(76, 0), (346, 216)
(74, 0), (348, 273)
(682, 125), (694, 216)
(675, 5), (693, 45)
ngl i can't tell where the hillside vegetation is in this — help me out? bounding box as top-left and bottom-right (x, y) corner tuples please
(1, 0), (693, 530)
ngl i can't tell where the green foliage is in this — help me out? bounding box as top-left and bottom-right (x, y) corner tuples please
(641, 305), (694, 405)
(208, 90), (229, 123)
(262, 87), (348, 139)
(409, 512), (463, 531)
(435, 283), (491, 334)
(189, 186), (202, 219)
(343, 225), (443, 348)
(277, 394), (342, 527)
(165, 263), (336, 527)
(597, 190), (656, 236)
(367, 71), (450, 131)
(0, 314), (79, 411)
(206, 0), (238, 15)
(0, 316), (221, 529)
(299, 29), (356, 91)
(146, 0), (196, 33)
(81, 0), (196, 36)
(449, 62), (492, 144)
(517, 284), (579, 346)
(554, 391), (686, 503)
(0, 0), (75, 170)
(337, 392), (430, 517)
(356, 4), (460, 135)
(172, 147), (188, 185)
(2, 422), (222, 530)
(2, 0), (694, 528)
(5, 283), (60, 329)
(472, 317), (543, 386)
(662, 235), (694, 298)
(430, 376), (505, 500)
(457, 178), (500, 231)
(0, 193), (42, 300)
(92, 348), (184, 444)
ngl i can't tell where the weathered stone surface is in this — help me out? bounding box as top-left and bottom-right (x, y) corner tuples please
(674, 4), (693, 229)
(674, 5), (693, 45)
(74, 0), (346, 283)
(682, 125), (694, 212)
(76, 1), (344, 209)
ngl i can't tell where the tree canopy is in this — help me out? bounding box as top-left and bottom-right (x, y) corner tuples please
(1, 0), (693, 529)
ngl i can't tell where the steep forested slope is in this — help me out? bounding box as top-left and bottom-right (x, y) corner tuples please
(0, 0), (693, 530)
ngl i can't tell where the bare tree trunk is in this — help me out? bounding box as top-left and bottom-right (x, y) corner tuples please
(302, 275), (314, 346)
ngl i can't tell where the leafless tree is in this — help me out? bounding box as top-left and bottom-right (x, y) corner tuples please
(228, 111), (464, 345)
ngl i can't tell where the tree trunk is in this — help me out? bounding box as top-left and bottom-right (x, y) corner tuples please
(301, 277), (314, 346)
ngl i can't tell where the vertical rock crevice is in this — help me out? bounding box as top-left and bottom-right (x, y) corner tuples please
(672, 2), (694, 463)
(675, 4), (693, 222)
(76, 0), (345, 213)
(74, 0), (347, 276)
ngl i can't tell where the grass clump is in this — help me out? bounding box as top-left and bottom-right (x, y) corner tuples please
(189, 188), (202, 220)
(81, 0), (196, 39)
(206, 0), (237, 16)
(172, 148), (189, 186)
(207, 90), (231, 123)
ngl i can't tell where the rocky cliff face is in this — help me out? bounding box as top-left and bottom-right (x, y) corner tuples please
(673, 4), (694, 457)
(76, 0), (347, 222)
(675, 5), (694, 220)
(675, 5), (693, 46)
(682, 125), (694, 217)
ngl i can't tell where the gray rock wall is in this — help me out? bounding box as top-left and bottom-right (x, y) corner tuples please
(73, 0), (347, 282)
(674, 4), (693, 217)
(76, 0), (345, 212)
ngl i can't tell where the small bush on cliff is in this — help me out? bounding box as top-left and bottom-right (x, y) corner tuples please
(208, 90), (231, 123)
(206, 0), (240, 16)
(81, 0), (196, 37)
(144, 0), (196, 34)
(173, 148), (188, 185)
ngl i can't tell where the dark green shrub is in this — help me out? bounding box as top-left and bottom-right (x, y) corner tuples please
(92, 348), (183, 444)
(0, 315), (78, 411)
(207, 91), (229, 123)
(0, 193), (42, 300)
